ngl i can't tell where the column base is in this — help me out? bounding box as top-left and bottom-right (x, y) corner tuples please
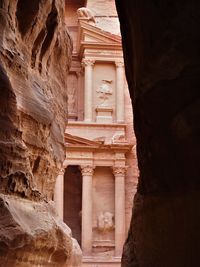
(95, 107), (113, 123)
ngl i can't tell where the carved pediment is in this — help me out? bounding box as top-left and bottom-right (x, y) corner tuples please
(65, 133), (101, 147)
(77, 21), (122, 56)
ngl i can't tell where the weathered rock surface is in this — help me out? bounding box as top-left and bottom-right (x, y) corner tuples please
(116, 1), (200, 267)
(0, 194), (81, 267)
(0, 0), (81, 266)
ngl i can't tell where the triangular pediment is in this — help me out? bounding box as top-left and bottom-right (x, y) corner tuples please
(84, 33), (108, 43)
(77, 21), (121, 50)
(65, 133), (102, 147)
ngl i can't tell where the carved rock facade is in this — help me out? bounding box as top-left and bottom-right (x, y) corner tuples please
(54, 1), (138, 266)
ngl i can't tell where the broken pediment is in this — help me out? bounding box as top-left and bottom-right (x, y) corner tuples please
(77, 20), (121, 55)
(65, 133), (102, 147)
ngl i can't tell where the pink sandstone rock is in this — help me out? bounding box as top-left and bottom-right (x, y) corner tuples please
(0, 0), (81, 266)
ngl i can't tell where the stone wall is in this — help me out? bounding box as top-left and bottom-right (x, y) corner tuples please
(116, 1), (200, 267)
(0, 0), (81, 266)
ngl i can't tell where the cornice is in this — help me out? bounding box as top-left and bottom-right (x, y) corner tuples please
(67, 121), (126, 128)
(65, 143), (133, 152)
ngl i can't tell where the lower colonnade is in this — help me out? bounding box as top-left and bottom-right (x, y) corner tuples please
(54, 164), (127, 258)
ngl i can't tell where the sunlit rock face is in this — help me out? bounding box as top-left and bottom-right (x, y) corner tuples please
(0, 0), (81, 266)
(116, 1), (200, 267)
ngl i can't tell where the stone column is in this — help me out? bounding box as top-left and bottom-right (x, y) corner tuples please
(80, 165), (94, 255)
(54, 168), (65, 220)
(115, 61), (125, 123)
(82, 59), (95, 122)
(113, 166), (127, 256)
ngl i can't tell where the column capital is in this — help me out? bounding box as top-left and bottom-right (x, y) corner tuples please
(115, 60), (124, 68)
(62, 160), (68, 168)
(113, 166), (128, 176)
(80, 165), (95, 176)
(58, 168), (65, 175)
(82, 58), (95, 67)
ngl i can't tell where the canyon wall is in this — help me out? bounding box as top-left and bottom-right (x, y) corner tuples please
(0, 0), (81, 266)
(116, 1), (200, 267)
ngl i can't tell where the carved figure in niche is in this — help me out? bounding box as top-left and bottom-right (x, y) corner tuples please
(96, 80), (113, 107)
(68, 93), (76, 113)
(112, 133), (127, 143)
(68, 78), (77, 113)
(97, 211), (114, 232)
(77, 7), (95, 24)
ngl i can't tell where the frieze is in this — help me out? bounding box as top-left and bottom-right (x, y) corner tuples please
(94, 152), (113, 160)
(66, 152), (92, 158)
(85, 50), (122, 56)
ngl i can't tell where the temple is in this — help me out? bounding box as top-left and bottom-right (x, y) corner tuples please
(54, 1), (138, 266)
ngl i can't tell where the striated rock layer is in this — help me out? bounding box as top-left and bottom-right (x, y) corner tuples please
(0, 0), (81, 266)
(116, 1), (200, 267)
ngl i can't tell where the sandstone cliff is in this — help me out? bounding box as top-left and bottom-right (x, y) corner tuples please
(0, 0), (81, 266)
(116, 1), (200, 267)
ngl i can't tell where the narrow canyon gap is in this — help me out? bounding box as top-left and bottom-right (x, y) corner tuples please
(116, 1), (200, 267)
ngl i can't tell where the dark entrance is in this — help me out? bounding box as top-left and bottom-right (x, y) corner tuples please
(64, 165), (82, 246)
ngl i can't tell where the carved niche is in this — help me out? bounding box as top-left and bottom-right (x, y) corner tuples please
(96, 80), (113, 107)
(97, 211), (114, 232)
(67, 73), (78, 118)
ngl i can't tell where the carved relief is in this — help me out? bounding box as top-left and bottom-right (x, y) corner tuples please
(97, 212), (114, 232)
(112, 133), (128, 144)
(77, 7), (95, 24)
(68, 74), (77, 114)
(68, 90), (76, 113)
(96, 80), (113, 107)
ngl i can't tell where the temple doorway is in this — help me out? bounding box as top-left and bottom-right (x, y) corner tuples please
(64, 165), (82, 246)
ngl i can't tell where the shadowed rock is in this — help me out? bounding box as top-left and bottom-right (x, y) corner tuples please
(116, 1), (200, 267)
